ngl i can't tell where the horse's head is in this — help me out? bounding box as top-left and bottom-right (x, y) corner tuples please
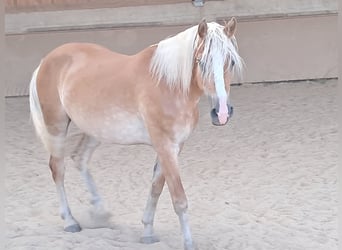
(193, 18), (243, 126)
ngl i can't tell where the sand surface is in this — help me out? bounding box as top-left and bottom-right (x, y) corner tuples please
(5, 79), (338, 250)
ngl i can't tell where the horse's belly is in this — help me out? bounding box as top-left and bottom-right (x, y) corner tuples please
(71, 111), (151, 145)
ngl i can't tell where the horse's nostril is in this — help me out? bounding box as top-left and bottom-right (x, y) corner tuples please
(228, 105), (234, 117)
(210, 104), (233, 126)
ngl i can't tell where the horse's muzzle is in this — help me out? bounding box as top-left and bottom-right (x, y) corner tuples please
(210, 104), (234, 126)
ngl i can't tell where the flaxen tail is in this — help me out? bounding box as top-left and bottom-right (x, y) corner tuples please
(29, 64), (49, 151)
(29, 63), (63, 156)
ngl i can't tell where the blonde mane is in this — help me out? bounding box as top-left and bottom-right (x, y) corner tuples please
(150, 22), (243, 94)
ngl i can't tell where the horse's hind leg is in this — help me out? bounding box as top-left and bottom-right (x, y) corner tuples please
(141, 159), (165, 243)
(49, 154), (81, 232)
(30, 64), (81, 232)
(71, 134), (103, 210)
(47, 116), (83, 232)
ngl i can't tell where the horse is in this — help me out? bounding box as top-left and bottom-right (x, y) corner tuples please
(29, 17), (243, 250)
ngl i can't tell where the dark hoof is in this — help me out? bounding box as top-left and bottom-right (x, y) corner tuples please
(210, 105), (234, 126)
(64, 224), (82, 233)
(140, 235), (160, 244)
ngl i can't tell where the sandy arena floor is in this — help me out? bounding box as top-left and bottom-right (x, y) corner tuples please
(5, 79), (338, 250)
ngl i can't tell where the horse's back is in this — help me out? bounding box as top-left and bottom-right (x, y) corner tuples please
(45, 42), (121, 59)
(41, 43), (128, 76)
(36, 42), (133, 108)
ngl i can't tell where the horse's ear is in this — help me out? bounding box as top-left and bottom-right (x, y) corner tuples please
(224, 17), (237, 38)
(198, 19), (208, 38)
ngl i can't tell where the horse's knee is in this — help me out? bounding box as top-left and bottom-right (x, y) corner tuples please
(173, 199), (188, 215)
(150, 163), (164, 197)
(49, 156), (57, 181)
(164, 174), (188, 215)
(151, 179), (164, 197)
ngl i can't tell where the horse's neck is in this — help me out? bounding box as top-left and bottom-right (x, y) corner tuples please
(189, 67), (205, 103)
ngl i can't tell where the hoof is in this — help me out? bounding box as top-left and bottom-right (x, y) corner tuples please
(140, 235), (160, 244)
(184, 244), (197, 250)
(184, 240), (197, 250)
(64, 223), (82, 233)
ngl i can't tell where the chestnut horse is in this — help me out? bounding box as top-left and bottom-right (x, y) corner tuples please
(29, 18), (243, 250)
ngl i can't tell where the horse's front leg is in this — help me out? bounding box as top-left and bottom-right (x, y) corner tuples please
(155, 142), (195, 250)
(141, 159), (165, 243)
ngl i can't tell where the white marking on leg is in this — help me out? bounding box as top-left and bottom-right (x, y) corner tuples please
(73, 135), (104, 210)
(178, 212), (194, 250)
(49, 156), (80, 231)
(142, 192), (159, 236)
(81, 168), (103, 209)
(141, 162), (164, 241)
(56, 183), (79, 229)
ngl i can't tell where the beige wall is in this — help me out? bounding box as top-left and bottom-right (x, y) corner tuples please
(237, 15), (337, 83)
(4, 0), (338, 96)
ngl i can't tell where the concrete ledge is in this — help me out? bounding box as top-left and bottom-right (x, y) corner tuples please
(5, 0), (337, 34)
(5, 0), (189, 13)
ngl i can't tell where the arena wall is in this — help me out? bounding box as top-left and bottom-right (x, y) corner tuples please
(5, 0), (338, 96)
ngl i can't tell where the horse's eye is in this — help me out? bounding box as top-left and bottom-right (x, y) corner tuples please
(230, 59), (235, 70)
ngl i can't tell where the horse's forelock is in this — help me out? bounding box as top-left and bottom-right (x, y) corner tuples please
(200, 23), (243, 82)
